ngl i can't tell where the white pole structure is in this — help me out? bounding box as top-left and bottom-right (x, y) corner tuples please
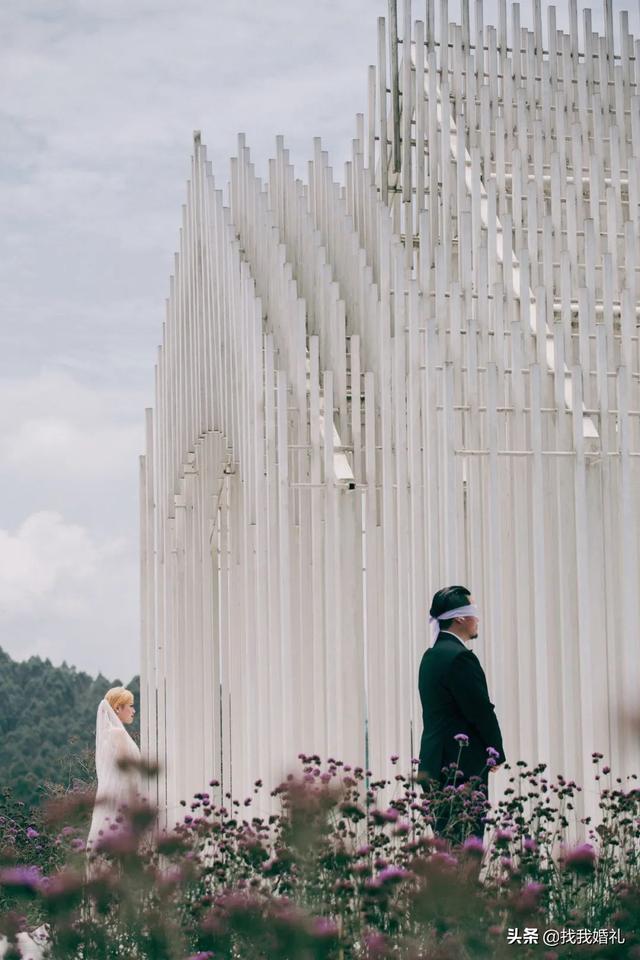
(142, 3), (640, 840)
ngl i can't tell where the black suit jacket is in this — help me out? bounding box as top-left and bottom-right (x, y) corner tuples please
(418, 632), (506, 785)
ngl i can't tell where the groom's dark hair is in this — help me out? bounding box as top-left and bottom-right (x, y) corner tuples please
(430, 585), (471, 631)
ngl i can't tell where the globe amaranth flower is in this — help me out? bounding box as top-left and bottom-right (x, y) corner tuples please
(511, 881), (546, 913)
(430, 851), (458, 869)
(392, 821), (410, 836)
(522, 881), (545, 900)
(370, 808), (398, 825)
(377, 866), (411, 885)
(0, 866), (42, 891)
(39, 869), (85, 910)
(563, 843), (597, 873)
(454, 733), (469, 745)
(334, 878), (354, 894)
(495, 828), (513, 843)
(362, 931), (391, 958)
(462, 835), (484, 856)
(363, 875), (383, 891)
(309, 917), (339, 939)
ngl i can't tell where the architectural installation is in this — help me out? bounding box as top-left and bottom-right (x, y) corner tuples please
(140, 0), (640, 833)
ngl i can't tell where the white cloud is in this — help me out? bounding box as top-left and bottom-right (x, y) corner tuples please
(0, 371), (142, 676)
(0, 370), (144, 496)
(0, 511), (100, 616)
(0, 510), (138, 679)
(5, 415), (141, 480)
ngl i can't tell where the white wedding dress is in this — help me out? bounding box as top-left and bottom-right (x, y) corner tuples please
(87, 699), (142, 852)
(0, 704), (142, 957)
(0, 927), (48, 960)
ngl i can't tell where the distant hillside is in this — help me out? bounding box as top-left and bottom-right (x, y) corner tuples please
(0, 646), (140, 810)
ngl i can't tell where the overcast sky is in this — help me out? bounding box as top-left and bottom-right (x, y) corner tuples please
(1, 0), (637, 680)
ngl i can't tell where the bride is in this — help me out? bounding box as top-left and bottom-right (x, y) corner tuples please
(87, 686), (142, 853)
(0, 690), (142, 957)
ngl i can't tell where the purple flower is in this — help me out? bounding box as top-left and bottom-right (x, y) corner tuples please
(309, 917), (339, 939)
(523, 881), (545, 898)
(486, 746), (500, 759)
(392, 821), (410, 836)
(454, 733), (469, 745)
(26, 827), (40, 839)
(94, 825), (138, 856)
(188, 954), (214, 960)
(370, 808), (398, 825)
(462, 835), (484, 855)
(514, 881), (546, 911)
(390, 754), (399, 764)
(487, 758), (497, 767)
(363, 931), (390, 958)
(495, 828), (513, 843)
(0, 866), (42, 890)
(564, 843), (596, 873)
(523, 837), (538, 853)
(377, 866), (410, 885)
(334, 878), (354, 894)
(363, 876), (382, 890)
(431, 851), (458, 869)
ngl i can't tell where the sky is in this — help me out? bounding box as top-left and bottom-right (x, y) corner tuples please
(0, 0), (637, 680)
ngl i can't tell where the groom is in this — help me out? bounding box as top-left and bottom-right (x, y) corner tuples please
(418, 585), (506, 842)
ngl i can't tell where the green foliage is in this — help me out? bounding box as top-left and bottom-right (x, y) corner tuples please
(0, 646), (139, 810)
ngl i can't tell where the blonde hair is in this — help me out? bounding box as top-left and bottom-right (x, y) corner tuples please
(104, 686), (134, 713)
